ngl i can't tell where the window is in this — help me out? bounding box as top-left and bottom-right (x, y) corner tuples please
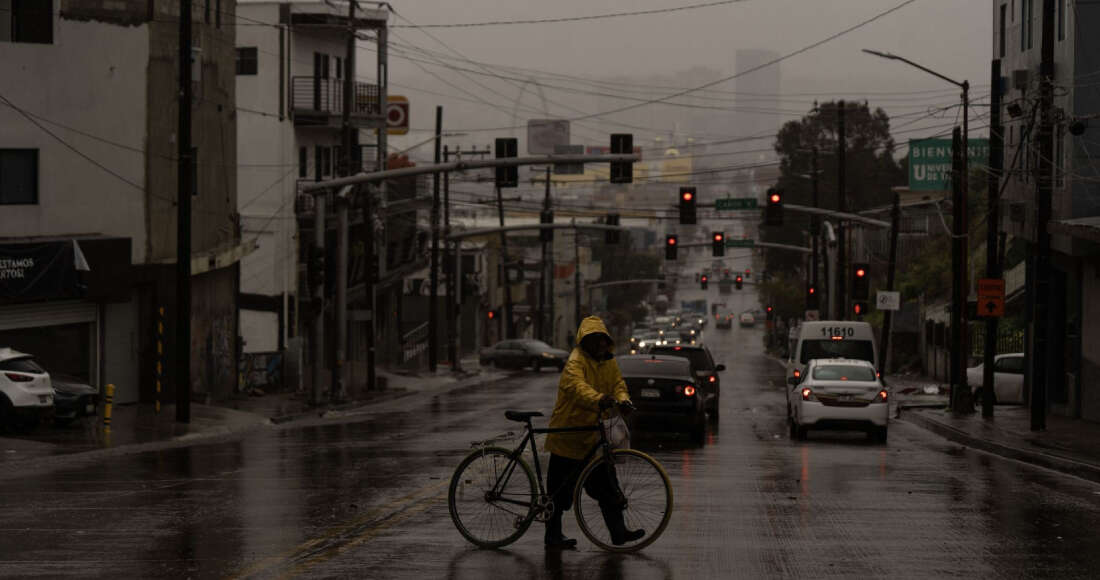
(298, 147), (308, 179)
(994, 355), (1025, 374)
(999, 5), (1007, 57)
(0, 0), (53, 44)
(798, 339), (875, 365)
(236, 47), (258, 75)
(1022, 0), (1033, 52)
(335, 56), (343, 80)
(812, 365), (877, 382)
(0, 149), (38, 205)
(321, 147), (332, 177)
(314, 146), (322, 181)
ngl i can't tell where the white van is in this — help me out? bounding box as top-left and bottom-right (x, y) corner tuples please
(785, 321), (879, 383)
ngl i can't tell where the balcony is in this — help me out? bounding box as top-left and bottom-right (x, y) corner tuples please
(291, 77), (383, 128)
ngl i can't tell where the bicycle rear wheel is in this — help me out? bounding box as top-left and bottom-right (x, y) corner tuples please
(574, 449), (673, 553)
(448, 446), (538, 548)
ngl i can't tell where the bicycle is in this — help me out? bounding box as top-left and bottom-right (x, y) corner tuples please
(447, 403), (673, 552)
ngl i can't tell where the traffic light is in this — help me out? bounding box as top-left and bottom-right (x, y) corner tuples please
(744, 268), (751, 278)
(665, 235), (678, 260)
(540, 209), (554, 242)
(852, 262), (870, 300)
(494, 137), (518, 188)
(766, 306), (774, 321)
(679, 187), (697, 225)
(610, 133), (633, 184)
(764, 187), (783, 226)
(700, 275), (708, 290)
(605, 213), (621, 244)
(712, 232), (725, 257)
(852, 301), (868, 317)
(487, 309), (497, 320)
(735, 275), (743, 290)
(807, 285), (819, 309)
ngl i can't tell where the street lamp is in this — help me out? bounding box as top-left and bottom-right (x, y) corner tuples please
(862, 48), (971, 413)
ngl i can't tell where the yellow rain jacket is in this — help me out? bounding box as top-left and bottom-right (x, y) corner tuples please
(545, 316), (631, 460)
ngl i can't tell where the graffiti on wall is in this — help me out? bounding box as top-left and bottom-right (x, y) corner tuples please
(239, 351), (284, 394)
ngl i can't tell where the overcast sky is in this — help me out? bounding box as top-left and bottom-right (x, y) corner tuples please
(381, 0), (993, 157)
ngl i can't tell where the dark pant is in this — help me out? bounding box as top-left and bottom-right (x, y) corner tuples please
(545, 453), (627, 542)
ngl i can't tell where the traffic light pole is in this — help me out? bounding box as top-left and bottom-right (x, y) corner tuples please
(837, 100), (848, 320)
(983, 59), (1003, 419)
(496, 186), (515, 340)
(429, 106), (442, 372)
(1032, 0), (1056, 431)
(811, 147), (820, 304)
(950, 126), (973, 414)
(175, 0), (192, 423)
(880, 192), (901, 380)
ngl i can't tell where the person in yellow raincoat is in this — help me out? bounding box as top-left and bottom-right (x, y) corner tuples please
(543, 316), (644, 549)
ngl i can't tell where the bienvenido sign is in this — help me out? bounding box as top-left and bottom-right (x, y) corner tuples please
(908, 138), (989, 191)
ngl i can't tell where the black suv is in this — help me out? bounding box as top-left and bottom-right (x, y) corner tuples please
(647, 344), (725, 418)
(618, 354), (708, 443)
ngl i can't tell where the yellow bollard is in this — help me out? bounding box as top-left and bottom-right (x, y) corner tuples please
(103, 383), (115, 434)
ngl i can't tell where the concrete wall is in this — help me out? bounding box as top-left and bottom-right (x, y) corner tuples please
(0, 7), (149, 262)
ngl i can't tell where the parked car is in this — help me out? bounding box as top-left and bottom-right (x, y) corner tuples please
(618, 354), (707, 444)
(739, 312), (756, 327)
(479, 339), (569, 371)
(0, 348), (55, 432)
(50, 375), (100, 426)
(647, 344), (724, 418)
(967, 353), (1025, 404)
(787, 358), (889, 442)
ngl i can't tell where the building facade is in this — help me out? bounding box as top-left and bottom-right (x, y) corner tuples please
(993, 0), (1100, 420)
(0, 0), (242, 404)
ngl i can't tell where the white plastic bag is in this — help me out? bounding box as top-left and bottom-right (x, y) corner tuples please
(602, 413), (631, 449)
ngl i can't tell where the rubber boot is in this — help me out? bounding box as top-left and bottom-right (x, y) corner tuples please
(600, 502), (645, 546)
(544, 512), (576, 549)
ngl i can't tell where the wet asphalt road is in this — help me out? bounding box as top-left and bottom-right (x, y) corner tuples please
(4, 285), (1100, 579)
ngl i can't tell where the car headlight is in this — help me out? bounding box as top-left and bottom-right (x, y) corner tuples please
(698, 318), (704, 324)
(638, 341), (647, 348)
(690, 329), (696, 335)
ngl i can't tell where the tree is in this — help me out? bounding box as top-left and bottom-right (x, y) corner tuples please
(763, 102), (905, 273)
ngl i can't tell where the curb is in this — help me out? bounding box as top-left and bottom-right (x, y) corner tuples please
(900, 409), (1100, 485)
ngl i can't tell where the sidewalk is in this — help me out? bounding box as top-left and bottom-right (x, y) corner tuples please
(0, 358), (487, 466)
(901, 405), (1100, 484)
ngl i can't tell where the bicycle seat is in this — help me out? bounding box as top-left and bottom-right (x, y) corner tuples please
(504, 410), (543, 422)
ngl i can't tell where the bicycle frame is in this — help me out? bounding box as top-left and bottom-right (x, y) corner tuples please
(486, 412), (614, 512)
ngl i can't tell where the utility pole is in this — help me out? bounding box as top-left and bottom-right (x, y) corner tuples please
(496, 186), (515, 339)
(880, 192), (900, 381)
(334, 0), (355, 402)
(1032, 0), (1056, 431)
(574, 221), (582, 332)
(176, 0), (193, 423)
(312, 196), (326, 406)
(811, 146), (820, 301)
(429, 106), (442, 372)
(949, 126), (972, 413)
(837, 101), (847, 320)
(539, 167), (552, 343)
(444, 145), (457, 371)
(983, 59), (1004, 419)
(366, 18), (387, 392)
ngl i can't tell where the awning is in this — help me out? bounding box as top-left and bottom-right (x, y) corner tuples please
(1048, 216), (1100, 244)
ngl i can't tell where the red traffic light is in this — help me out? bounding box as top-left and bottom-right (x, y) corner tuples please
(735, 275), (743, 283)
(766, 306), (773, 312)
(745, 268), (751, 275)
(853, 303), (864, 315)
(701, 275), (708, 282)
(682, 191), (694, 202)
(487, 310), (496, 319)
(713, 233), (724, 241)
(769, 193), (781, 204)
(855, 267), (866, 278)
(667, 236), (677, 246)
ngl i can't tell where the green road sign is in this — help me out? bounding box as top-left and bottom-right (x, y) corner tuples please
(908, 138), (989, 191)
(715, 197), (757, 210)
(726, 239), (755, 248)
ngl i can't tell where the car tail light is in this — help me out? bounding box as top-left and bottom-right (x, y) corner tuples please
(684, 385), (696, 397)
(4, 373), (33, 382)
(801, 387), (813, 401)
(674, 346), (682, 351)
(708, 375), (716, 383)
(873, 390), (888, 403)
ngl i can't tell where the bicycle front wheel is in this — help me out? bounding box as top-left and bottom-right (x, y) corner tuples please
(448, 446), (538, 549)
(574, 449), (673, 553)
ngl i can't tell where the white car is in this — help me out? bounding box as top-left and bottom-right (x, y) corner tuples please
(967, 353), (1025, 404)
(739, 313), (755, 327)
(787, 358), (889, 442)
(0, 348), (55, 432)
